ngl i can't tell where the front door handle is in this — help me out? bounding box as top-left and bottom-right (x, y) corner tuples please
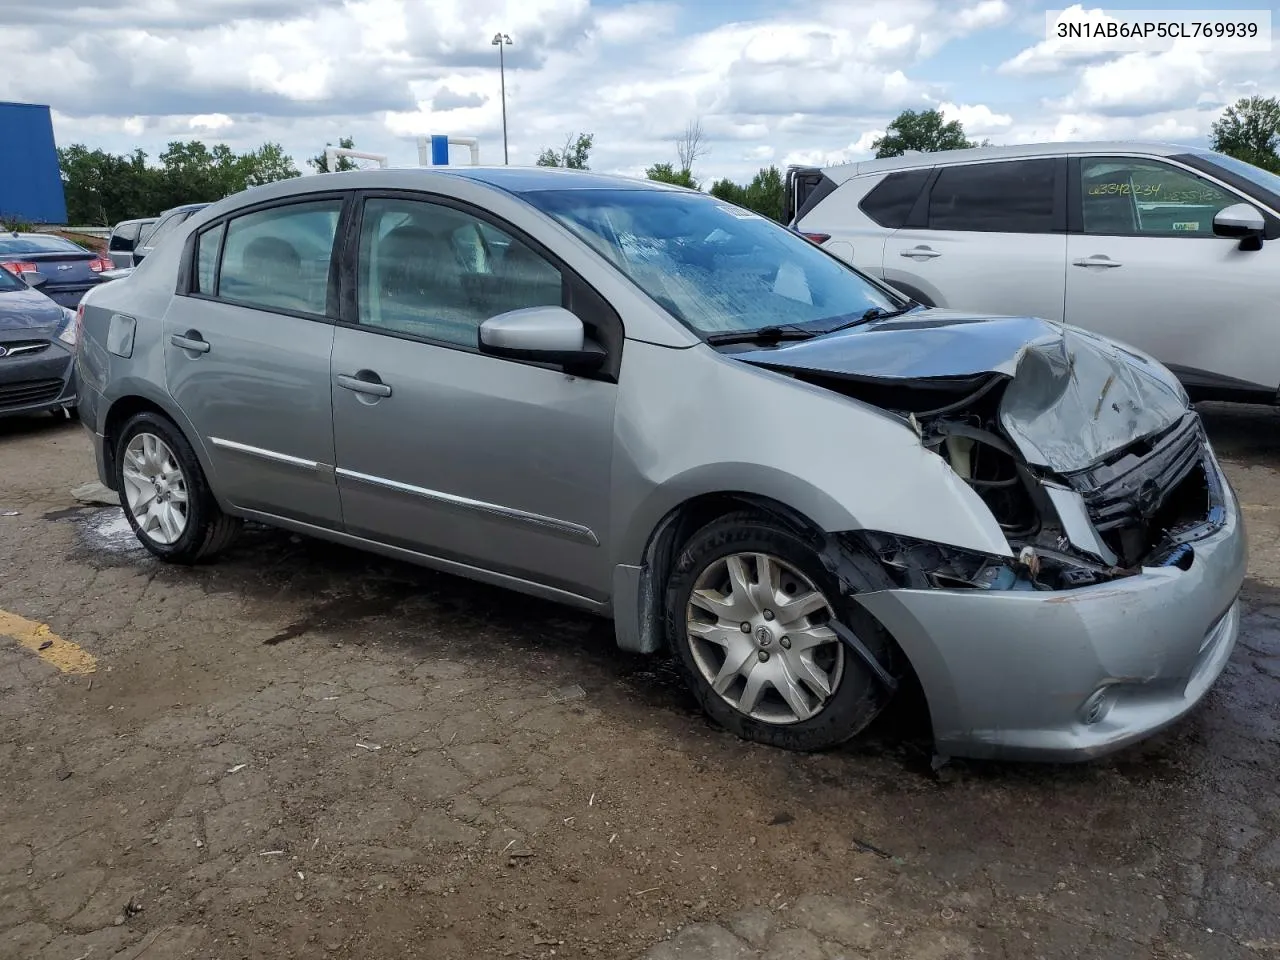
(336, 372), (392, 398)
(900, 246), (941, 260)
(1072, 256), (1122, 268)
(170, 330), (210, 353)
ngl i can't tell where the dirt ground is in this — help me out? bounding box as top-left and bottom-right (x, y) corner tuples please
(0, 403), (1277, 960)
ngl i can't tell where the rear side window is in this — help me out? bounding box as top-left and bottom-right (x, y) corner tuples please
(214, 200), (342, 315)
(927, 160), (1058, 233)
(194, 223), (225, 294)
(859, 170), (931, 228)
(142, 210), (189, 250)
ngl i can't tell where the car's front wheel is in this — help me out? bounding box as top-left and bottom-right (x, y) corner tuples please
(115, 411), (241, 563)
(665, 512), (897, 751)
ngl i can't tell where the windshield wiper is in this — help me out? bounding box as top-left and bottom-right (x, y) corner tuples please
(704, 325), (818, 346)
(822, 300), (922, 335)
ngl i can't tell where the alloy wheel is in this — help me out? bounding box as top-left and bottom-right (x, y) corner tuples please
(685, 552), (844, 724)
(121, 432), (190, 545)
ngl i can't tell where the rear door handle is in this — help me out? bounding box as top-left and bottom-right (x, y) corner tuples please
(900, 246), (941, 260)
(1072, 256), (1122, 268)
(336, 373), (392, 398)
(169, 331), (210, 353)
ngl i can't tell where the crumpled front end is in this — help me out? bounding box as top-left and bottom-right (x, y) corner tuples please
(733, 311), (1247, 759)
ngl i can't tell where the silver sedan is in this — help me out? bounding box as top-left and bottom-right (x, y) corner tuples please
(74, 167), (1246, 761)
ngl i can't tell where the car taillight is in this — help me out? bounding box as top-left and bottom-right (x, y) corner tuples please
(800, 232), (830, 245)
(1, 261), (38, 275)
(88, 257), (112, 273)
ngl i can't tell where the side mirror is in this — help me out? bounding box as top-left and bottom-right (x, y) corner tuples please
(479, 306), (606, 371)
(23, 271), (49, 288)
(1213, 202), (1266, 250)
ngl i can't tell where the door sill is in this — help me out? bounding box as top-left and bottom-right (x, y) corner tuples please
(234, 508), (610, 615)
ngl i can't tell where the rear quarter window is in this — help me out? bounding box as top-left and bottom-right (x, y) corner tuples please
(858, 169), (932, 228)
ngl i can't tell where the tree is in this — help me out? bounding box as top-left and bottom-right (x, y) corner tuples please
(1211, 96), (1280, 173)
(56, 139), (303, 225)
(309, 136), (360, 173)
(872, 109), (981, 159)
(675, 119), (708, 181)
(645, 118), (708, 189)
(709, 166), (786, 222)
(536, 132), (594, 169)
(645, 162), (697, 188)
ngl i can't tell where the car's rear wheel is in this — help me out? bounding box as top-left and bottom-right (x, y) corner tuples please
(115, 411), (241, 563)
(665, 512), (897, 751)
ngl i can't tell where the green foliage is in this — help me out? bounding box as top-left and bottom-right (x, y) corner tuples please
(537, 132), (594, 169)
(1210, 96), (1280, 173)
(709, 166), (786, 222)
(308, 136), (360, 173)
(872, 109), (981, 159)
(645, 162), (698, 189)
(56, 140), (301, 226)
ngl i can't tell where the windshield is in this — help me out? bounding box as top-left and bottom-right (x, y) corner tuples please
(143, 209), (198, 249)
(0, 235), (84, 255)
(1197, 151), (1280, 198)
(521, 188), (904, 335)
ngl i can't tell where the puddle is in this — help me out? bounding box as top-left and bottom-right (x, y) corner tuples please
(77, 507), (144, 555)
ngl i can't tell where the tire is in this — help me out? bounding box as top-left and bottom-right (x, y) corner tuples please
(114, 411), (241, 563)
(664, 511), (897, 752)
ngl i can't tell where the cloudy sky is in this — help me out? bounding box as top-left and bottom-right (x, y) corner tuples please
(3, 0), (1278, 183)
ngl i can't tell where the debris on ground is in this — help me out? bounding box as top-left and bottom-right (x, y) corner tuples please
(1, 510), (18, 517)
(551, 683), (587, 704)
(70, 481), (120, 506)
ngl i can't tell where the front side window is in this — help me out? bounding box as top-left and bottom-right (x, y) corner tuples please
(216, 200), (341, 314)
(1080, 158), (1240, 237)
(357, 197), (563, 347)
(521, 188), (902, 336)
(927, 159), (1058, 233)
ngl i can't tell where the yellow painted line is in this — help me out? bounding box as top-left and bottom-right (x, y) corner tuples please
(0, 608), (97, 675)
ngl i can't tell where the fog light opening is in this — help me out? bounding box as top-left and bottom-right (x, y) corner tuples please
(1080, 687), (1113, 726)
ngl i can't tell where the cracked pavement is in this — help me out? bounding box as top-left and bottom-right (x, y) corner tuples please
(0, 403), (1277, 960)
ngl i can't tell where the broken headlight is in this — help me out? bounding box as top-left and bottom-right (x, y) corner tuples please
(855, 531), (1125, 592)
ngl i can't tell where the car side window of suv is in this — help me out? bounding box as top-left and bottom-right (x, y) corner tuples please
(212, 200), (343, 316)
(1079, 158), (1239, 237)
(356, 197), (564, 348)
(927, 159), (1059, 233)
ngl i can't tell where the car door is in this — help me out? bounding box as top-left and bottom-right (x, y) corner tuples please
(330, 193), (619, 600)
(882, 157), (1068, 322)
(1065, 155), (1280, 396)
(165, 195), (347, 528)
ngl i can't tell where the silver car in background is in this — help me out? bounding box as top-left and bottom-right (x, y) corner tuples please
(74, 168), (1246, 761)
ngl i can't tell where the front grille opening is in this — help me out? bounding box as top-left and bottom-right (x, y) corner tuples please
(1101, 458), (1210, 567)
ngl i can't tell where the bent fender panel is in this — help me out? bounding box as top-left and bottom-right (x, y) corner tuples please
(610, 343), (1013, 570)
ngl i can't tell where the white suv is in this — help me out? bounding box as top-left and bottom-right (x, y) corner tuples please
(788, 142), (1280, 404)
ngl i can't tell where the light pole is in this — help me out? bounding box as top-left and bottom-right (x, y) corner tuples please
(491, 32), (512, 164)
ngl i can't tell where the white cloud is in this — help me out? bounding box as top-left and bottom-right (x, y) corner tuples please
(938, 101), (1013, 135)
(8, 0), (1280, 189)
(189, 113), (233, 131)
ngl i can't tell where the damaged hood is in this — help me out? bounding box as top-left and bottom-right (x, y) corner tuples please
(732, 309), (1191, 474)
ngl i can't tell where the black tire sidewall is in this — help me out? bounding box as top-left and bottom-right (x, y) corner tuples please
(665, 515), (894, 752)
(114, 412), (220, 563)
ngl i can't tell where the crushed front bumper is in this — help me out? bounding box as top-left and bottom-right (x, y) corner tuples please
(855, 451), (1246, 762)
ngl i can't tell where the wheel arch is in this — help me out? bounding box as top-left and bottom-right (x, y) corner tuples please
(101, 385), (216, 495)
(614, 488), (887, 655)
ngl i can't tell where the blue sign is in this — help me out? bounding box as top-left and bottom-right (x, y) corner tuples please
(430, 135), (449, 165)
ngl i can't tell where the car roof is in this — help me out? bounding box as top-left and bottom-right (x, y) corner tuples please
(815, 140), (1209, 183)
